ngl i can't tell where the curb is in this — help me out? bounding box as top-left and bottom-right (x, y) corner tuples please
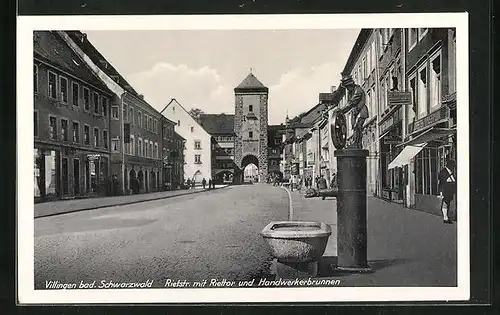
(35, 186), (229, 219)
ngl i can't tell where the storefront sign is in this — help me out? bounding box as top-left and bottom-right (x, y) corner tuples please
(380, 107), (402, 135)
(387, 91), (412, 107)
(291, 163), (299, 175)
(87, 154), (101, 160)
(408, 106), (449, 134)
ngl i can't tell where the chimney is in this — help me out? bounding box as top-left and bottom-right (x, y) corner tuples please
(330, 86), (337, 93)
(138, 94), (144, 100)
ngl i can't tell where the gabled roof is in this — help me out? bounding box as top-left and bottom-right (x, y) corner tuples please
(234, 73), (268, 93)
(160, 98), (211, 136)
(33, 31), (111, 94)
(199, 113), (235, 135)
(64, 31), (140, 97)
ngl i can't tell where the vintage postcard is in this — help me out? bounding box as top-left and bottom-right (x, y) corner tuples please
(17, 13), (469, 304)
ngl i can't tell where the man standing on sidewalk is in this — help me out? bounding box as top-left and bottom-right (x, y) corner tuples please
(318, 175), (328, 200)
(438, 159), (457, 224)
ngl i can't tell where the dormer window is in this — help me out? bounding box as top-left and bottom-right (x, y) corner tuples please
(191, 126), (194, 132)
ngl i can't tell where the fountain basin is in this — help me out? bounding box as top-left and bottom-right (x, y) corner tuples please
(261, 221), (332, 263)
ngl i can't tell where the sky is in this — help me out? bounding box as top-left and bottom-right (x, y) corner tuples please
(84, 29), (360, 124)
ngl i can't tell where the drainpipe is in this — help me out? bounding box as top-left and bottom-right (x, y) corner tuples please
(121, 93), (125, 195)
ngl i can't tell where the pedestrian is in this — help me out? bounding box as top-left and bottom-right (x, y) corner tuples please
(318, 175), (328, 200)
(186, 178), (191, 189)
(330, 173), (337, 189)
(438, 159), (457, 224)
(202, 178), (207, 189)
(315, 175), (320, 190)
(212, 179), (216, 189)
(208, 178), (212, 189)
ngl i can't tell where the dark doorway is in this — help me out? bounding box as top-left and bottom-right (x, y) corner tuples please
(145, 171), (148, 192)
(138, 170), (144, 192)
(73, 159), (80, 195)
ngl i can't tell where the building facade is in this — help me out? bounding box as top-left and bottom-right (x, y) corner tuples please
(198, 113), (236, 184)
(233, 73), (269, 183)
(161, 99), (212, 184)
(61, 31), (163, 195)
(400, 28), (457, 214)
(34, 31), (114, 202)
(267, 125), (285, 180)
(161, 117), (185, 190)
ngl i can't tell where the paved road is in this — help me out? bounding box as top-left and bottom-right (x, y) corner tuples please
(34, 184), (289, 289)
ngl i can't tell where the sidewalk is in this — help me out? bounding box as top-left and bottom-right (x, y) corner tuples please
(288, 189), (457, 286)
(34, 185), (229, 218)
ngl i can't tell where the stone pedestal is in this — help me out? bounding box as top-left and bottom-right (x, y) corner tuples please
(334, 149), (371, 272)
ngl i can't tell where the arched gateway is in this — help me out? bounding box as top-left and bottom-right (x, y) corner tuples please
(233, 73), (269, 184)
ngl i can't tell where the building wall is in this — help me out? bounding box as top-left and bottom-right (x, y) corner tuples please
(34, 59), (113, 201)
(212, 133), (236, 183)
(162, 100), (211, 184)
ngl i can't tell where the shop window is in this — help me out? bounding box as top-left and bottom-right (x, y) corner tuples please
(93, 92), (99, 114)
(430, 52), (442, 110)
(415, 148), (439, 195)
(61, 119), (68, 141)
(84, 125), (90, 145)
(34, 64), (38, 93)
(49, 116), (57, 140)
(72, 82), (79, 106)
(60, 76), (68, 103)
(83, 88), (90, 111)
(72, 122), (79, 143)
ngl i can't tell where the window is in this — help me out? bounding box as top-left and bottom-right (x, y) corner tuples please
(94, 128), (99, 147)
(129, 107), (134, 125)
(49, 116), (57, 140)
(149, 117), (152, 131)
(430, 52), (442, 110)
(34, 64), (38, 93)
(194, 140), (201, 149)
(137, 111), (142, 127)
(191, 126), (194, 132)
(367, 48), (372, 76)
(249, 131), (253, 138)
(112, 106), (119, 120)
(154, 143), (159, 159)
(103, 130), (108, 149)
(123, 104), (128, 122)
(48, 71), (57, 99)
(143, 115), (148, 130)
(93, 93), (99, 114)
(130, 135), (135, 155)
(194, 154), (201, 164)
(83, 88), (90, 111)
(149, 142), (153, 158)
(449, 30), (457, 94)
(102, 97), (108, 117)
(408, 74), (417, 123)
(34, 111), (39, 137)
(418, 65), (428, 118)
(177, 120), (180, 126)
(72, 122), (79, 143)
(60, 76), (68, 103)
(84, 125), (90, 144)
(144, 140), (148, 157)
(111, 138), (120, 152)
(138, 138), (143, 157)
(249, 105), (253, 112)
(61, 119), (68, 141)
(72, 82), (79, 106)
(418, 28), (428, 40)
(362, 57), (367, 79)
(371, 41), (377, 71)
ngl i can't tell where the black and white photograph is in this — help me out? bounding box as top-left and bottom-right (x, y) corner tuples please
(17, 13), (469, 303)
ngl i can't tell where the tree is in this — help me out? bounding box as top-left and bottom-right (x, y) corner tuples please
(189, 108), (205, 123)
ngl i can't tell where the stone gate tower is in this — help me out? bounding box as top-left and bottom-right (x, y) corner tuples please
(234, 73), (269, 183)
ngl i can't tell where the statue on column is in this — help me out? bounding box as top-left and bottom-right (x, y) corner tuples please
(338, 73), (369, 149)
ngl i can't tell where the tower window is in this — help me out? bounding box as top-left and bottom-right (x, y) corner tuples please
(249, 105), (253, 112)
(249, 131), (253, 138)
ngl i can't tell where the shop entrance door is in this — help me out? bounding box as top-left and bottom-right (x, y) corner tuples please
(73, 159), (80, 195)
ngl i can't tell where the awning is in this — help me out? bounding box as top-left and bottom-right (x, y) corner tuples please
(388, 143), (427, 170)
(398, 127), (456, 147)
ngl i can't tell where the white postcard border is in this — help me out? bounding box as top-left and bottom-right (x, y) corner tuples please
(17, 13), (470, 304)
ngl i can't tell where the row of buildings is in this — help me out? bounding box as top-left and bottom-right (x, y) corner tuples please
(34, 31), (284, 202)
(281, 28), (457, 215)
(34, 31), (187, 202)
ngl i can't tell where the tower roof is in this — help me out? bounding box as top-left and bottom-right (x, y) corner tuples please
(234, 73), (268, 93)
